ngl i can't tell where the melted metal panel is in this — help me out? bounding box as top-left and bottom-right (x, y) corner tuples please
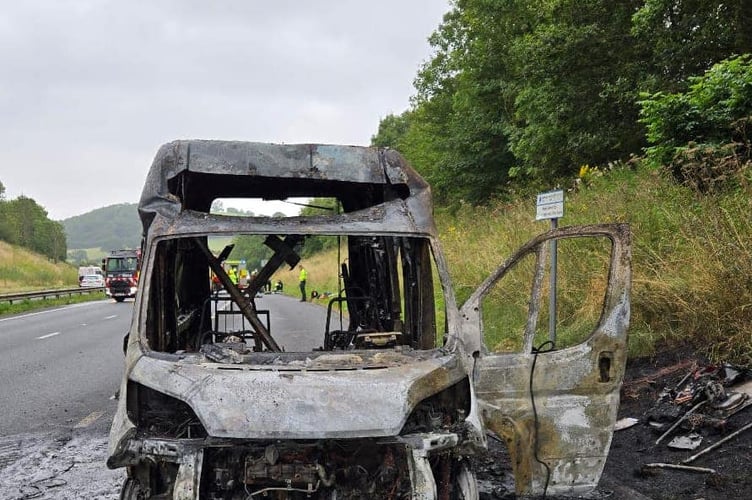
(464, 224), (631, 497)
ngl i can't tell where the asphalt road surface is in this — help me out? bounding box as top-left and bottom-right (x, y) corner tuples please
(0, 299), (128, 436)
(0, 293), (331, 499)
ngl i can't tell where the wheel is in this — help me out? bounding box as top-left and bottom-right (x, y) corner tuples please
(120, 477), (146, 500)
(115, 296), (126, 303)
(454, 461), (479, 500)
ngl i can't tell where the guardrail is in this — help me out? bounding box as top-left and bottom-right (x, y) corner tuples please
(0, 287), (105, 305)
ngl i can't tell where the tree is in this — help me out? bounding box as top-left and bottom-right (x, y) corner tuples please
(0, 195), (67, 261)
(230, 234), (273, 271)
(504, 0), (646, 180)
(405, 0), (524, 204)
(382, 0), (647, 206)
(632, 0), (752, 92)
(68, 249), (89, 266)
(371, 112), (412, 150)
(639, 54), (752, 186)
(210, 199), (224, 213)
(373, 0), (751, 206)
(298, 198), (340, 257)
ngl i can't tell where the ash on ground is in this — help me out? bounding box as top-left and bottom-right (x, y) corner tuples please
(0, 429), (121, 500)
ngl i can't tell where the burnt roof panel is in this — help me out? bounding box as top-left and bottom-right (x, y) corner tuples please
(137, 140), (429, 236)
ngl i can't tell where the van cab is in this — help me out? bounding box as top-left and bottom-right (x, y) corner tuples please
(107, 140), (631, 499)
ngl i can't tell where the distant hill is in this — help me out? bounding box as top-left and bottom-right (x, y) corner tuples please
(62, 203), (141, 251)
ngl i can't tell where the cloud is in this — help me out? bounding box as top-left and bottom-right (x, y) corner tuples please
(0, 0), (448, 219)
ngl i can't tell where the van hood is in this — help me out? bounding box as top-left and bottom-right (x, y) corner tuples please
(128, 349), (466, 439)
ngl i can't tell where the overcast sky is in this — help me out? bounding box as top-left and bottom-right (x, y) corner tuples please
(0, 0), (449, 220)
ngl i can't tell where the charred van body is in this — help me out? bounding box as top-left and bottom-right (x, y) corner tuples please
(107, 141), (632, 499)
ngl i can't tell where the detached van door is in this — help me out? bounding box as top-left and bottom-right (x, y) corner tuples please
(460, 224), (631, 497)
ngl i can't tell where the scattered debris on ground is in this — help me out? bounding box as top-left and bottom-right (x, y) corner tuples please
(605, 346), (752, 500)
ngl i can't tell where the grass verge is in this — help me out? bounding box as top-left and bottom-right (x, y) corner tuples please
(0, 291), (107, 317)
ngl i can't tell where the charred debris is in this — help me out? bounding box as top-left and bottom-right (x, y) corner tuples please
(619, 360), (752, 473)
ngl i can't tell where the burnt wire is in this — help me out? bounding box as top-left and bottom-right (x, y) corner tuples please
(283, 200), (337, 211)
(530, 340), (555, 498)
(335, 201), (345, 331)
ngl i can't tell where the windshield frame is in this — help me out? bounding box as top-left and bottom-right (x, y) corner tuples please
(134, 208), (460, 359)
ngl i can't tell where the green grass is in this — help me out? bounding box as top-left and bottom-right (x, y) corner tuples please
(0, 241), (78, 293)
(437, 162), (752, 365)
(0, 290), (107, 317)
(271, 247), (344, 303)
(0, 240), (100, 317)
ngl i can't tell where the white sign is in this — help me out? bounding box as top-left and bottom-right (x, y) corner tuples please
(536, 189), (564, 220)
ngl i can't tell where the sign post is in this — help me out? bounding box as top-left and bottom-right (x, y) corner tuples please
(535, 190), (564, 345)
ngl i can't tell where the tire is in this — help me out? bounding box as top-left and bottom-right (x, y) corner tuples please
(454, 462), (479, 500)
(120, 478), (146, 500)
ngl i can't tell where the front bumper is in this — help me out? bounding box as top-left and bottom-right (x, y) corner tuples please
(109, 432), (461, 500)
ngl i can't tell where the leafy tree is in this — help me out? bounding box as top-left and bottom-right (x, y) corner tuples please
(640, 54), (752, 158)
(505, 0), (646, 179)
(380, 0), (648, 206)
(227, 200), (339, 268)
(632, 0), (752, 92)
(0, 195), (67, 261)
(230, 234), (273, 271)
(639, 54), (752, 185)
(373, 0), (752, 207)
(401, 1), (524, 204)
(298, 197), (339, 217)
(0, 186), (10, 242)
(371, 112), (412, 150)
(226, 206), (254, 216)
(68, 249), (89, 266)
(210, 199), (224, 213)
(298, 198), (340, 258)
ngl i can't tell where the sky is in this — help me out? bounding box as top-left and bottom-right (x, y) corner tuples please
(0, 0), (449, 220)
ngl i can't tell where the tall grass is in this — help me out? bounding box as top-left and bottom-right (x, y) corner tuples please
(271, 245), (345, 301)
(437, 163), (752, 365)
(0, 241), (79, 293)
(637, 192), (752, 365)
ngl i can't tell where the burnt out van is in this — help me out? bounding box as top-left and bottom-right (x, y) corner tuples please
(107, 140), (631, 499)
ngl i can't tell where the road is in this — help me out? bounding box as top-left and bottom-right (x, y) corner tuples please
(0, 299), (127, 436)
(0, 293), (331, 499)
(0, 298), (130, 499)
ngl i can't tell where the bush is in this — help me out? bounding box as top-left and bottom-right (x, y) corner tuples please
(639, 54), (752, 185)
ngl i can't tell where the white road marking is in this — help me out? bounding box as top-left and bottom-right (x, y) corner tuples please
(104, 315), (117, 319)
(36, 331), (61, 340)
(74, 410), (105, 429)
